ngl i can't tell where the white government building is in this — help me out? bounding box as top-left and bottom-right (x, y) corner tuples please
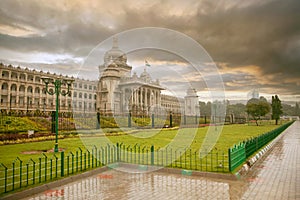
(0, 38), (200, 116)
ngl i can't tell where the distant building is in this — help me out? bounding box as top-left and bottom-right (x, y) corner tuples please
(0, 64), (97, 113)
(96, 37), (200, 116)
(0, 38), (201, 116)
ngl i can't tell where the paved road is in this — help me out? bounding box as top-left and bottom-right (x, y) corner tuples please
(22, 121), (299, 200)
(241, 120), (300, 200)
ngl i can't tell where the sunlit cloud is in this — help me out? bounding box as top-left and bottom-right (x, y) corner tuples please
(0, 0), (299, 102)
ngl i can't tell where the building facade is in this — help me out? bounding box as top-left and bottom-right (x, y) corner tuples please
(0, 64), (97, 113)
(96, 38), (200, 116)
(0, 38), (200, 116)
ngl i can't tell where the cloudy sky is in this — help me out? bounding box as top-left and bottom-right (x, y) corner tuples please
(0, 0), (299, 102)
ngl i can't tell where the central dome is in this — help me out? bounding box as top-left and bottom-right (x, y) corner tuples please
(104, 37), (127, 66)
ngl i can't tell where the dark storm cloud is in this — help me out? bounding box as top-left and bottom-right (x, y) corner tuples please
(0, 0), (299, 97)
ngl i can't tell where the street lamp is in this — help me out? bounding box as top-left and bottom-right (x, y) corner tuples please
(41, 77), (74, 152)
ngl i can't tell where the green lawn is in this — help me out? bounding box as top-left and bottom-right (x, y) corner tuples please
(0, 123), (280, 167)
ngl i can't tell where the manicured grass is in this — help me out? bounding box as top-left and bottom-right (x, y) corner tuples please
(0, 123), (280, 167)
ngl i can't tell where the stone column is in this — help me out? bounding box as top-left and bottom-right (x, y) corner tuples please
(140, 88), (142, 108)
(145, 88), (148, 109)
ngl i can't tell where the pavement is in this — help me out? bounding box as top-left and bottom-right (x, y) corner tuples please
(18, 121), (300, 200)
(241, 120), (300, 199)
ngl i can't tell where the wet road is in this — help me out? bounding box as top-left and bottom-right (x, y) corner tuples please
(22, 121), (299, 200)
(23, 169), (243, 200)
(241, 120), (300, 199)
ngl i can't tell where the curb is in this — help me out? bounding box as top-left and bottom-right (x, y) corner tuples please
(235, 131), (286, 177)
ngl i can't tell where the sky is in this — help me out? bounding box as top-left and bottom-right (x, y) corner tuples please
(0, 0), (299, 103)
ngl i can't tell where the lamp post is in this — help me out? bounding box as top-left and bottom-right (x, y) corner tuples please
(41, 77), (74, 152)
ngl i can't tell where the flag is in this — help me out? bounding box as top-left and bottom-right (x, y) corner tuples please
(145, 60), (151, 67)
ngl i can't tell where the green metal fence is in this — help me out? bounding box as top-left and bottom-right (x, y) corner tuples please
(0, 120), (294, 194)
(228, 121), (294, 172)
(0, 144), (228, 195)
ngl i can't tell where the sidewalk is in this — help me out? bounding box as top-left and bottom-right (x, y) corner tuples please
(241, 121), (300, 199)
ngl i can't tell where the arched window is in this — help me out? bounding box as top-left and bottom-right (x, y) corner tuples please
(27, 86), (33, 93)
(35, 76), (40, 82)
(19, 73), (26, 80)
(11, 72), (18, 79)
(1, 82), (8, 90)
(35, 87), (40, 94)
(1, 71), (9, 78)
(11, 84), (17, 91)
(28, 75), (34, 81)
(19, 85), (25, 92)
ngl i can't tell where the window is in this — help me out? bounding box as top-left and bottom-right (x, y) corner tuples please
(89, 94), (92, 99)
(27, 86), (33, 93)
(2, 71), (9, 78)
(11, 72), (18, 79)
(79, 93), (82, 98)
(84, 84), (87, 89)
(84, 93), (87, 99)
(1, 83), (8, 90)
(89, 85), (92, 90)
(19, 74), (26, 80)
(11, 84), (17, 91)
(35, 76), (40, 82)
(79, 83), (82, 88)
(19, 85), (25, 92)
(28, 75), (34, 81)
(73, 92), (77, 98)
(34, 87), (40, 94)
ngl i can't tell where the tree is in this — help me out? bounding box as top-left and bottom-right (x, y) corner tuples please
(246, 97), (271, 126)
(271, 95), (283, 125)
(295, 102), (300, 116)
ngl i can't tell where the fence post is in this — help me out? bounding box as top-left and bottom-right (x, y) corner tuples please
(31, 159), (36, 184)
(61, 151), (64, 177)
(79, 147), (83, 171)
(54, 154), (58, 178)
(43, 154), (47, 181)
(116, 143), (120, 161)
(152, 114), (155, 128)
(151, 145), (154, 165)
(96, 112), (100, 129)
(15, 157), (23, 189)
(1, 163), (7, 193)
(128, 112), (131, 128)
(38, 158), (41, 183)
(169, 113), (173, 127)
(228, 148), (231, 172)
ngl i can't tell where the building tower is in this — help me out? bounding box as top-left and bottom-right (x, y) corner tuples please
(184, 88), (200, 116)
